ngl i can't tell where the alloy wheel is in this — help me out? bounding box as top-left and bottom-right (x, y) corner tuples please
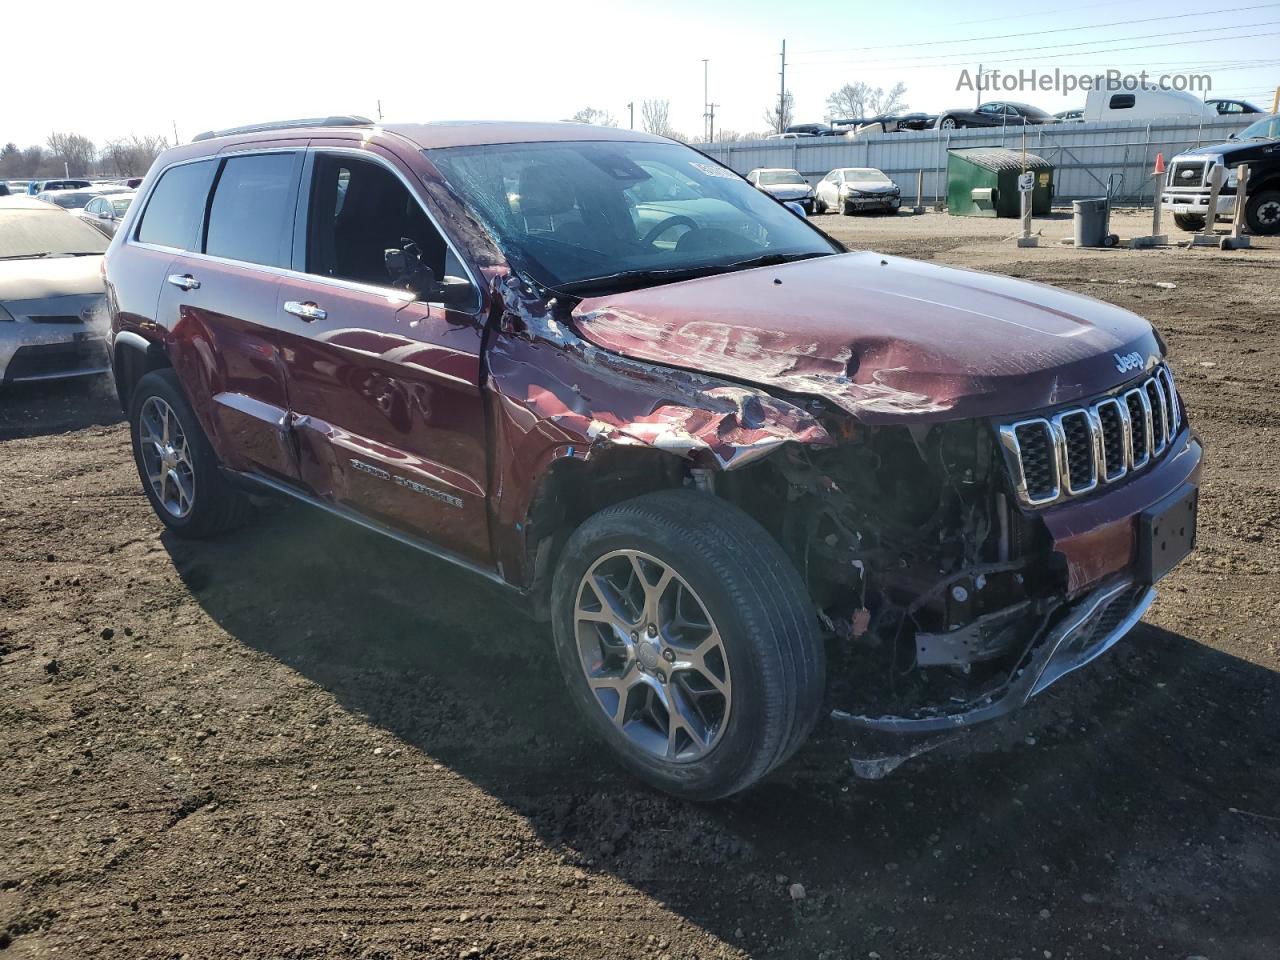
(573, 549), (732, 763)
(1258, 198), (1280, 228)
(138, 396), (195, 518)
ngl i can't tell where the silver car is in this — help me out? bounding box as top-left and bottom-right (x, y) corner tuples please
(814, 167), (901, 215)
(0, 197), (110, 385)
(78, 192), (135, 237)
(744, 168), (816, 214)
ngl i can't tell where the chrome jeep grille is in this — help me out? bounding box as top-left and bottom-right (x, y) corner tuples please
(999, 366), (1181, 507)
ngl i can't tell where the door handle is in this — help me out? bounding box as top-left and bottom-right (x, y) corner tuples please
(166, 273), (200, 291)
(283, 300), (327, 322)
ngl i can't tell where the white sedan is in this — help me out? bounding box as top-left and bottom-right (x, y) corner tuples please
(815, 167), (902, 215)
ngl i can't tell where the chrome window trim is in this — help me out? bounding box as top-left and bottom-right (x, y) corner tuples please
(125, 144), (481, 313)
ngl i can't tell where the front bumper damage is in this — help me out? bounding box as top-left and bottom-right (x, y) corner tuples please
(834, 576), (1153, 737)
(794, 418), (1202, 777)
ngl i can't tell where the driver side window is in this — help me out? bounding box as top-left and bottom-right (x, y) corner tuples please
(305, 153), (468, 300)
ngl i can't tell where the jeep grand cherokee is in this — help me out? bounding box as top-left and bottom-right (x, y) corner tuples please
(103, 118), (1201, 799)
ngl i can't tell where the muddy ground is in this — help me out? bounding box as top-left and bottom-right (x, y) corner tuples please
(2, 212), (1279, 959)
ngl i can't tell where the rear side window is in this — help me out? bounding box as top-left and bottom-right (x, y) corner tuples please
(205, 153), (297, 268)
(1109, 94), (1136, 110)
(137, 159), (216, 249)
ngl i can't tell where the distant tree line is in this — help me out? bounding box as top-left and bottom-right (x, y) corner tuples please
(0, 133), (171, 179)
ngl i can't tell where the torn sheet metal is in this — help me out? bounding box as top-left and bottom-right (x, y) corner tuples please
(488, 275), (831, 471)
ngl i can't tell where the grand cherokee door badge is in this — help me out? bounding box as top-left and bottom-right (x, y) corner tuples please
(349, 458), (463, 508)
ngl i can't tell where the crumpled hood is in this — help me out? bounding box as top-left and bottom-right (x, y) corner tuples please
(572, 251), (1161, 424)
(0, 255), (104, 303)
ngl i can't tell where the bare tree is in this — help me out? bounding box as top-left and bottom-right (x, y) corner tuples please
(101, 135), (170, 177)
(565, 107), (617, 127)
(763, 92), (794, 134)
(20, 145), (47, 178)
(0, 143), (20, 178)
(826, 81), (908, 120)
(46, 132), (97, 176)
(641, 99), (676, 138)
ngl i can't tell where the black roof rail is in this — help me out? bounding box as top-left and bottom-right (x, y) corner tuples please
(191, 116), (374, 142)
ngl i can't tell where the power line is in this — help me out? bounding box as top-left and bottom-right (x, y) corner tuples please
(797, 3), (1279, 55)
(948, 0), (1140, 28)
(791, 24), (1280, 68)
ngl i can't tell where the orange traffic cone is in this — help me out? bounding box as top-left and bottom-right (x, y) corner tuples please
(1153, 153), (1165, 175)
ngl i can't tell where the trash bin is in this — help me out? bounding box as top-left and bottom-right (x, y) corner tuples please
(1073, 198), (1109, 247)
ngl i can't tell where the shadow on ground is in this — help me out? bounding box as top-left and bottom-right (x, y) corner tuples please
(0, 374), (122, 440)
(163, 504), (1280, 957)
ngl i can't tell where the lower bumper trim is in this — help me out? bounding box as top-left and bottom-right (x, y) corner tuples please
(833, 578), (1155, 735)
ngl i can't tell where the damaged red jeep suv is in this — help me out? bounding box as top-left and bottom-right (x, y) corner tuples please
(104, 118), (1200, 799)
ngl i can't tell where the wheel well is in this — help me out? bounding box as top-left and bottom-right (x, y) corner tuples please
(112, 335), (170, 412)
(1248, 176), (1280, 198)
(523, 448), (690, 619)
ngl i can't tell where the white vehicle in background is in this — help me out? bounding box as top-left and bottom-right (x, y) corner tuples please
(1082, 87), (1218, 123)
(0, 197), (110, 385)
(814, 167), (902, 215)
(744, 168), (816, 214)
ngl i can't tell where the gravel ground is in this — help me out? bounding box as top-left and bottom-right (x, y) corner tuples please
(2, 211), (1278, 960)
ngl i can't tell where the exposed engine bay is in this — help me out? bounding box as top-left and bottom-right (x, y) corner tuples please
(723, 415), (1071, 726)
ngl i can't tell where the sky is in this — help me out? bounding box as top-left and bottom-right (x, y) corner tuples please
(4, 0), (1277, 148)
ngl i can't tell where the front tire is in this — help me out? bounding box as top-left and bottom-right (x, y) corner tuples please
(1246, 190), (1280, 235)
(129, 368), (252, 538)
(550, 490), (824, 801)
(1173, 212), (1206, 232)
(938, 116), (959, 130)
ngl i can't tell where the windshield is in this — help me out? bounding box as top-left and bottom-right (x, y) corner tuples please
(430, 140), (834, 293)
(843, 169), (890, 182)
(1239, 115), (1280, 139)
(757, 170), (806, 185)
(0, 208), (110, 258)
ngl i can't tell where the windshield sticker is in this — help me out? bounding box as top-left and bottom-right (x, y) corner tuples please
(690, 161), (738, 180)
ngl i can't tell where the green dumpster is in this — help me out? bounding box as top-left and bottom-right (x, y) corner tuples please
(946, 147), (1054, 218)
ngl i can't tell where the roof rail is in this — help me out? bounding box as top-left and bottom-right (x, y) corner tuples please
(191, 116), (374, 142)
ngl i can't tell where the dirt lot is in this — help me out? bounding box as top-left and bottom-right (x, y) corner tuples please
(3, 211), (1279, 960)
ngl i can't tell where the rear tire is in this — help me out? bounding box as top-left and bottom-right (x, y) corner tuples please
(550, 490), (825, 801)
(1245, 190), (1280, 235)
(1173, 213), (1206, 232)
(129, 368), (253, 538)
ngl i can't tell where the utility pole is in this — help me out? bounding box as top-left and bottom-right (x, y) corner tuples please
(702, 59), (710, 142)
(709, 103), (717, 143)
(778, 40), (787, 133)
(172, 119), (180, 146)
(627, 102), (634, 129)
(377, 99), (383, 121)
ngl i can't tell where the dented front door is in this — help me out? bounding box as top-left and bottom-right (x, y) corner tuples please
(273, 276), (491, 564)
